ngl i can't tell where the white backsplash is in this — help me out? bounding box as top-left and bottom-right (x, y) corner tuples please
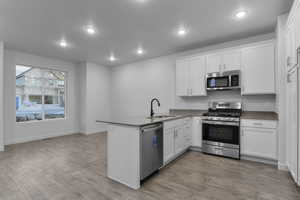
(174, 90), (276, 111)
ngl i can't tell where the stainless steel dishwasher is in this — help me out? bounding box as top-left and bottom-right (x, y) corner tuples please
(140, 123), (163, 181)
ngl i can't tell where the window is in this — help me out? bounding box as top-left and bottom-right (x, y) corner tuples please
(16, 65), (66, 122)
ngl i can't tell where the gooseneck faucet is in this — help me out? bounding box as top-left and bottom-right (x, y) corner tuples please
(150, 98), (161, 117)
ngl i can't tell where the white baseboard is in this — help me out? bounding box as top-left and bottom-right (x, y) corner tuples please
(81, 131), (107, 135)
(190, 146), (202, 152)
(5, 131), (78, 145)
(241, 155), (277, 166)
(278, 163), (289, 171)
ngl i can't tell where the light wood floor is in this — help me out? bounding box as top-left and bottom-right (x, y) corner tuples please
(0, 133), (299, 200)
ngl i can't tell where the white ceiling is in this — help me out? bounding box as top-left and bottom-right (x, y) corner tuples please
(0, 0), (293, 66)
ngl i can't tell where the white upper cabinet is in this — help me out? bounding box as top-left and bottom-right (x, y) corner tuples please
(222, 50), (241, 71)
(241, 42), (275, 95)
(206, 54), (221, 73)
(189, 56), (207, 96)
(206, 50), (241, 73)
(175, 56), (207, 96)
(175, 59), (189, 96)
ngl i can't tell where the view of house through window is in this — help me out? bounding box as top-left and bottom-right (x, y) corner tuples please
(16, 65), (66, 122)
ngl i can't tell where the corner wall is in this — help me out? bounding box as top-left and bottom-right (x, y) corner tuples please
(79, 62), (111, 134)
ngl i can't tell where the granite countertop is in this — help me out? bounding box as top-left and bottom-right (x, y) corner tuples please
(96, 110), (278, 127)
(169, 109), (207, 116)
(96, 115), (190, 127)
(241, 111), (278, 120)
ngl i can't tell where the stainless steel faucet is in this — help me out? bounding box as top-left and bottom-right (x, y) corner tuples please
(150, 98), (160, 117)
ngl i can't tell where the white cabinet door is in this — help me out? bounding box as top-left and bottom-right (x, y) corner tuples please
(163, 128), (175, 163)
(174, 127), (185, 155)
(176, 59), (189, 96)
(206, 54), (221, 73)
(222, 50), (241, 71)
(183, 122), (192, 148)
(189, 56), (207, 96)
(192, 117), (202, 148)
(241, 42), (275, 95)
(241, 127), (277, 160)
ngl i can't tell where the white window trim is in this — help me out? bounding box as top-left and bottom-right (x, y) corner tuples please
(15, 64), (68, 123)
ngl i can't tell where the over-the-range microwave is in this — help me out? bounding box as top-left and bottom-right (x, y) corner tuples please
(206, 70), (241, 90)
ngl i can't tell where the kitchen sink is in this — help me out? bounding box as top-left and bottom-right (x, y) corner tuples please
(147, 115), (177, 119)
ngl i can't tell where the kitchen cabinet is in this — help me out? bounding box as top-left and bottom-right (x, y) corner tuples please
(175, 59), (189, 96)
(163, 118), (192, 164)
(240, 119), (277, 160)
(189, 57), (207, 96)
(206, 54), (221, 73)
(191, 117), (202, 148)
(206, 50), (241, 73)
(175, 56), (207, 96)
(241, 42), (275, 95)
(163, 128), (175, 162)
(174, 126), (185, 155)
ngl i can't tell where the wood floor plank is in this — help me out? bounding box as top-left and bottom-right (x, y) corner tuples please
(0, 133), (299, 200)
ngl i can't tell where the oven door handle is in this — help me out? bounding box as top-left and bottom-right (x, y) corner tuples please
(202, 120), (239, 127)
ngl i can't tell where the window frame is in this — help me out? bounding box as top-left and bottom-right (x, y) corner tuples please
(15, 64), (68, 123)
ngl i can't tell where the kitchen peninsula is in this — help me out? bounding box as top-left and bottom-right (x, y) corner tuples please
(97, 114), (192, 189)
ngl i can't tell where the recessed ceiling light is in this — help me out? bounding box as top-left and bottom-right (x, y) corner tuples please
(136, 47), (145, 55)
(85, 25), (96, 35)
(58, 39), (68, 48)
(109, 54), (116, 62)
(177, 26), (188, 37)
(235, 10), (248, 19)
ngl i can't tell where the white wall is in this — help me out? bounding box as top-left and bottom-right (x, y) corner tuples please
(79, 62), (111, 134)
(0, 42), (4, 151)
(3, 50), (81, 145)
(276, 14), (288, 170)
(111, 33), (277, 117)
(111, 55), (176, 118)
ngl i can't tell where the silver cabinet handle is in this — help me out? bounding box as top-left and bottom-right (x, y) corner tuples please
(190, 88), (193, 96)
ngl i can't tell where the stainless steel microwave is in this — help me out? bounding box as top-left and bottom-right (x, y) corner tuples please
(206, 70), (240, 90)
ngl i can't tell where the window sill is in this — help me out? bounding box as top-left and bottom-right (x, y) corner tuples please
(16, 118), (67, 124)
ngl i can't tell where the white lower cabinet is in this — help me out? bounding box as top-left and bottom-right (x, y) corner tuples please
(163, 118), (191, 164)
(191, 117), (202, 148)
(163, 128), (175, 162)
(240, 119), (277, 160)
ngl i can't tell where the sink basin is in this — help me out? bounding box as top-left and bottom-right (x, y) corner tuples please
(147, 115), (177, 119)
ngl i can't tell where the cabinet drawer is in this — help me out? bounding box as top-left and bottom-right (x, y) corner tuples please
(241, 119), (277, 129)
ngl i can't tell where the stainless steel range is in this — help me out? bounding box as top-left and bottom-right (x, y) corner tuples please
(202, 102), (242, 159)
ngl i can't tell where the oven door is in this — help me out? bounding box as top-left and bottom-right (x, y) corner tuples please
(202, 120), (240, 148)
(206, 76), (230, 90)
